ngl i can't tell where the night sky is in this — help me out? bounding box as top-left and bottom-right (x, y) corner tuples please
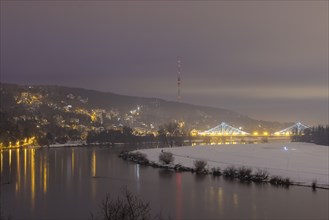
(1, 1), (328, 125)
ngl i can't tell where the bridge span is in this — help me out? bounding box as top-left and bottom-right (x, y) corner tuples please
(194, 122), (309, 137)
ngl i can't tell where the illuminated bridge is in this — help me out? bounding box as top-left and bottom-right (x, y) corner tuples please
(197, 121), (309, 137)
(274, 122), (309, 136)
(199, 122), (249, 136)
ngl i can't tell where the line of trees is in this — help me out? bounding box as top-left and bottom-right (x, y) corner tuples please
(292, 125), (329, 146)
(86, 122), (188, 146)
(86, 126), (156, 144)
(157, 122), (187, 147)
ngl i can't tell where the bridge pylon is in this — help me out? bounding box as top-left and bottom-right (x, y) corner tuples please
(199, 122), (249, 136)
(273, 122), (309, 136)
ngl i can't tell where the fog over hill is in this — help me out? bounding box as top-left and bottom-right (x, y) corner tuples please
(0, 83), (291, 133)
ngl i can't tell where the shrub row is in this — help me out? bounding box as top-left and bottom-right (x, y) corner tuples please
(211, 165), (293, 186)
(119, 151), (202, 172)
(118, 151), (149, 165)
(217, 166), (269, 182)
(269, 176), (291, 186)
(119, 151), (321, 189)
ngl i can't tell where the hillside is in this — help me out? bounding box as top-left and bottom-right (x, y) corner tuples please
(0, 83), (291, 145)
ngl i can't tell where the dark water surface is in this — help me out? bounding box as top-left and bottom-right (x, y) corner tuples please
(1, 147), (328, 219)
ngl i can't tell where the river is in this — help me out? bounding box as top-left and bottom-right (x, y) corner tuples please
(1, 146), (328, 219)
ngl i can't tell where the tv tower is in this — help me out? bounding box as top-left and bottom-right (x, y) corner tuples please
(177, 57), (182, 101)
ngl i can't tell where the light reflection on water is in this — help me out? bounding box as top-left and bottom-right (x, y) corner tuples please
(0, 147), (328, 220)
(43, 153), (48, 194)
(91, 149), (97, 199)
(24, 148), (27, 180)
(91, 150), (96, 177)
(8, 149), (12, 173)
(0, 150), (3, 174)
(217, 187), (223, 214)
(15, 149), (20, 193)
(175, 173), (182, 220)
(232, 193), (239, 208)
(30, 149), (35, 210)
(71, 149), (75, 175)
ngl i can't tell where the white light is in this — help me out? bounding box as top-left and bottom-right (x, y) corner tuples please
(284, 146), (288, 151)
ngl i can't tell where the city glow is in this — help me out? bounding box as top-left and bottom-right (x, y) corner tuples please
(0, 136), (37, 149)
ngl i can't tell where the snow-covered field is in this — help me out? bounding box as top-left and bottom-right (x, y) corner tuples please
(137, 143), (329, 187)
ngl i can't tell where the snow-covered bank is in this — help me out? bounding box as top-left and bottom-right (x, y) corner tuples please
(136, 143), (329, 187)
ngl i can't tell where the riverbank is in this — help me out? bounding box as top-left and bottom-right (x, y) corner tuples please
(131, 142), (328, 188)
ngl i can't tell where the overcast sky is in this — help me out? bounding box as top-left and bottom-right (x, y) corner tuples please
(1, 1), (328, 125)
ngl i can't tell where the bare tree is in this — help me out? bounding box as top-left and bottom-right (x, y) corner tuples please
(90, 189), (165, 220)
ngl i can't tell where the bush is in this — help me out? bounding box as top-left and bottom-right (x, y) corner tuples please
(90, 189), (163, 220)
(159, 152), (174, 164)
(312, 180), (317, 191)
(211, 167), (222, 176)
(269, 176), (291, 186)
(122, 152), (149, 164)
(194, 160), (208, 173)
(269, 176), (280, 185)
(119, 151), (130, 160)
(253, 169), (269, 182)
(237, 166), (252, 181)
(223, 166), (237, 178)
(283, 178), (291, 186)
(133, 152), (149, 164)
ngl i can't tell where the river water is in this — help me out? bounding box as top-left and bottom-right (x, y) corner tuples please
(1, 146), (328, 219)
